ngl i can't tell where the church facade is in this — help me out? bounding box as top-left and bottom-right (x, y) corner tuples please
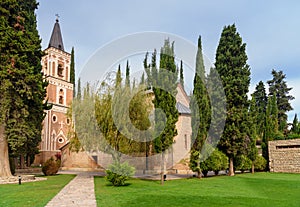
(34, 19), (73, 164)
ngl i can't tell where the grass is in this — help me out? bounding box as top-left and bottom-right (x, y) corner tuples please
(0, 174), (75, 207)
(94, 173), (300, 207)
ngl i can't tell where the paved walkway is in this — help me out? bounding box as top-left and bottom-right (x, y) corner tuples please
(45, 172), (98, 207)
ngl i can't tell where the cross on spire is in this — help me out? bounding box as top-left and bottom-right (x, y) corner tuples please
(55, 14), (60, 22)
(59, 121), (65, 129)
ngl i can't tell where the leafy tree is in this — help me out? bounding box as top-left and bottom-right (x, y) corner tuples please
(125, 60), (130, 88)
(179, 60), (184, 87)
(215, 24), (251, 176)
(189, 36), (211, 178)
(252, 81), (268, 139)
(0, 0), (47, 176)
(147, 39), (179, 185)
(291, 114), (299, 134)
(267, 69), (294, 131)
(70, 47), (75, 96)
(248, 95), (258, 173)
(262, 93), (281, 170)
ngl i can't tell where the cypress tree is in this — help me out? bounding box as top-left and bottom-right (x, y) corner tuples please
(77, 78), (82, 100)
(252, 81), (268, 139)
(151, 39), (178, 185)
(70, 47), (75, 97)
(189, 36), (210, 178)
(179, 60), (184, 87)
(125, 60), (130, 88)
(291, 114), (299, 135)
(215, 24), (251, 176)
(267, 69), (294, 132)
(0, 0), (47, 175)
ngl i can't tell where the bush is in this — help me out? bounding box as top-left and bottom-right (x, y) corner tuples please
(42, 157), (61, 176)
(106, 161), (135, 186)
(234, 155), (252, 172)
(254, 155), (267, 171)
(200, 148), (228, 177)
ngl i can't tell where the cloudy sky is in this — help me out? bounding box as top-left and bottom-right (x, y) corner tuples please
(36, 0), (300, 121)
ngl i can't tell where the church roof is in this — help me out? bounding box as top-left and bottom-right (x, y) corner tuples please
(176, 102), (191, 115)
(48, 19), (65, 51)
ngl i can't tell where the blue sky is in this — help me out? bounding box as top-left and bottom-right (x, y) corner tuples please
(36, 0), (300, 121)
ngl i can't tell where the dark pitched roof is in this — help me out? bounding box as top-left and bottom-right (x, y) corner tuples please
(176, 102), (191, 115)
(48, 19), (64, 51)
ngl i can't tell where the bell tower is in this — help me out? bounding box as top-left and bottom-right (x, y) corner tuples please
(38, 17), (73, 163)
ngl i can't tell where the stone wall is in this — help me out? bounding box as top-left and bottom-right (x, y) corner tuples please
(268, 139), (300, 173)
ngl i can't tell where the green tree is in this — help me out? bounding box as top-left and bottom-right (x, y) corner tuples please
(179, 60), (184, 87)
(149, 39), (179, 185)
(70, 47), (75, 96)
(267, 69), (294, 132)
(291, 114), (299, 134)
(189, 36), (211, 178)
(77, 78), (82, 100)
(125, 60), (130, 88)
(215, 24), (251, 176)
(252, 81), (268, 139)
(248, 95), (259, 173)
(0, 0), (47, 176)
(262, 93), (279, 170)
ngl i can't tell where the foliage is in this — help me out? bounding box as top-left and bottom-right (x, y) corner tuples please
(234, 155), (252, 172)
(189, 36), (211, 177)
(0, 0), (48, 175)
(200, 148), (228, 176)
(215, 24), (251, 175)
(253, 155), (267, 171)
(267, 69), (294, 131)
(179, 60), (184, 87)
(106, 162), (135, 186)
(42, 157), (61, 176)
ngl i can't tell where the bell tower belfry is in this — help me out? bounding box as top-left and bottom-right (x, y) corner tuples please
(37, 17), (74, 163)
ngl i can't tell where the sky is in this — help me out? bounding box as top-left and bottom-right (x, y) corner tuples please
(36, 0), (300, 122)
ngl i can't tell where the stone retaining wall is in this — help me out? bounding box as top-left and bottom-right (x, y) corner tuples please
(268, 139), (300, 173)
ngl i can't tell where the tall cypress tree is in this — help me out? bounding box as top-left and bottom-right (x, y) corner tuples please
(267, 69), (294, 132)
(189, 36), (210, 178)
(125, 60), (130, 88)
(0, 0), (47, 175)
(252, 81), (268, 139)
(150, 39), (178, 185)
(70, 47), (75, 96)
(179, 60), (184, 87)
(215, 24), (251, 176)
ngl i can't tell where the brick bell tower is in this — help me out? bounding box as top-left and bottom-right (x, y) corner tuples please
(37, 17), (73, 164)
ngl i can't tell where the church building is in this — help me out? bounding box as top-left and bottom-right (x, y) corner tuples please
(34, 18), (73, 164)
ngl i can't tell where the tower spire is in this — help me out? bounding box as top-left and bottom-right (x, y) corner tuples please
(48, 15), (64, 51)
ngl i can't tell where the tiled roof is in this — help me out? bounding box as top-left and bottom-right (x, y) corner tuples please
(176, 102), (191, 114)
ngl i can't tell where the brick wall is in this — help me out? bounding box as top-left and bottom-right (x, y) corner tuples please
(268, 139), (300, 173)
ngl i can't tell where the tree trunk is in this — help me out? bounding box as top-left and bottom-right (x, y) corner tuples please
(160, 152), (165, 185)
(251, 162), (255, 174)
(0, 124), (12, 177)
(20, 155), (25, 169)
(228, 157), (235, 176)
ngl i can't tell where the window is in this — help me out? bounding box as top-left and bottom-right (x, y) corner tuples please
(184, 134), (187, 150)
(58, 64), (64, 77)
(58, 137), (64, 144)
(58, 89), (64, 105)
(66, 118), (70, 125)
(52, 114), (57, 123)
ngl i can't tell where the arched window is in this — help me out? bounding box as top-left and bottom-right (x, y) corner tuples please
(58, 89), (64, 104)
(58, 64), (64, 77)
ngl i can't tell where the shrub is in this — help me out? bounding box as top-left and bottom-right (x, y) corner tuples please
(106, 161), (135, 186)
(234, 155), (252, 172)
(42, 157), (61, 176)
(200, 148), (228, 177)
(254, 155), (267, 171)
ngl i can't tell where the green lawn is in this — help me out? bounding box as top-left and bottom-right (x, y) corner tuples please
(94, 173), (300, 207)
(0, 174), (75, 207)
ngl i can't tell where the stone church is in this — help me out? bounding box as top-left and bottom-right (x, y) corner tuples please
(35, 19), (193, 174)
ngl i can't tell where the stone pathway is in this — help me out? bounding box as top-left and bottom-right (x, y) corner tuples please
(45, 172), (97, 207)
